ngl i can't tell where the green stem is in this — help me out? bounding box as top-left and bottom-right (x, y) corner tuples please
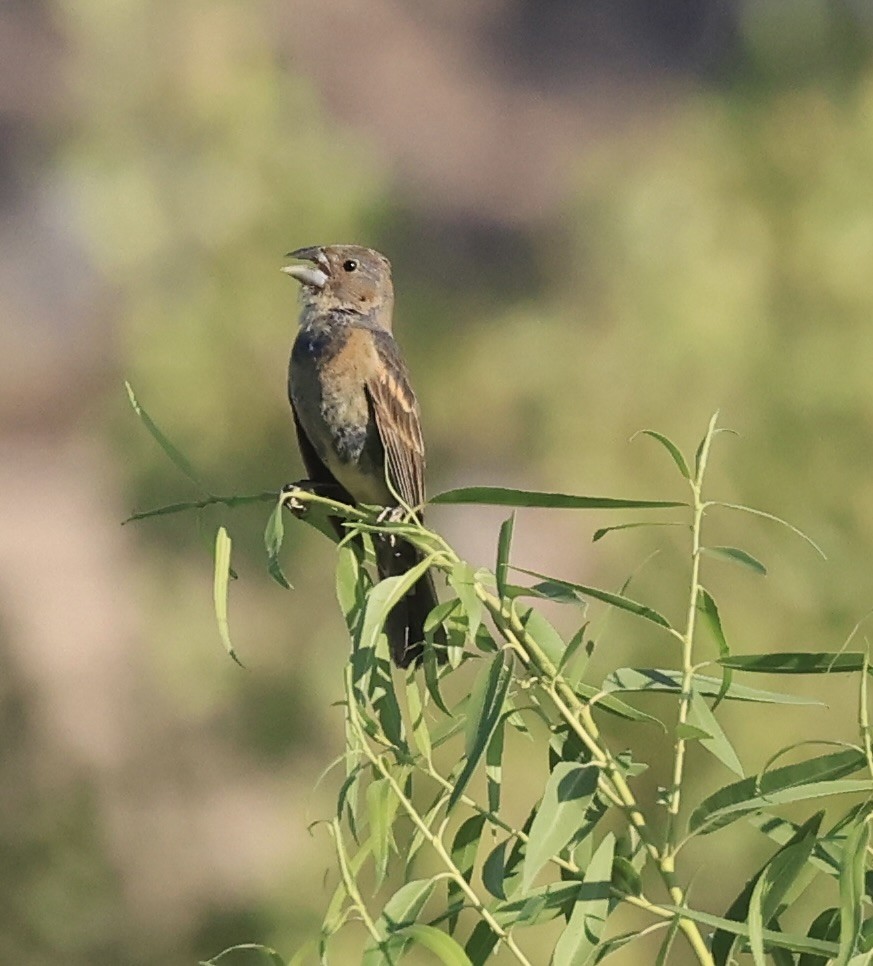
(345, 669), (534, 966)
(664, 412), (719, 864)
(328, 818), (391, 957)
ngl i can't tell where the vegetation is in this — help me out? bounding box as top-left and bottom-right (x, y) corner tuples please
(130, 400), (873, 964)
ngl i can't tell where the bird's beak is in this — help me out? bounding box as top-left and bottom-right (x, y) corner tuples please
(281, 247), (330, 289)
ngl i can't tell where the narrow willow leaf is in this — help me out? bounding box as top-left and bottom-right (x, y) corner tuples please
(688, 689), (744, 777)
(199, 944), (286, 966)
(663, 905), (840, 958)
(449, 654), (510, 811)
(213, 527), (243, 666)
(406, 792), (447, 872)
(713, 502), (827, 559)
(287, 940), (318, 966)
(675, 723), (712, 741)
(263, 501), (292, 589)
(748, 837), (820, 966)
(360, 556), (437, 653)
(483, 809), (534, 900)
(574, 680), (665, 726)
(371, 877), (436, 940)
(592, 520), (686, 542)
(448, 562), (483, 642)
(486, 713), (505, 813)
(634, 429), (692, 479)
(405, 666), (431, 760)
(514, 567), (672, 630)
(552, 833), (615, 966)
(690, 749), (867, 835)
(697, 587), (732, 707)
(125, 381), (206, 489)
(367, 777), (399, 890)
(403, 925), (473, 965)
(694, 411), (722, 478)
(799, 909), (841, 966)
(720, 652), (869, 674)
(323, 836), (373, 938)
(447, 815), (485, 932)
(496, 513), (515, 601)
(604, 667), (823, 706)
(701, 545), (767, 576)
(838, 819), (869, 965)
(521, 763), (599, 891)
(517, 604), (566, 667)
(493, 881), (583, 928)
(465, 920), (499, 964)
(430, 486), (685, 511)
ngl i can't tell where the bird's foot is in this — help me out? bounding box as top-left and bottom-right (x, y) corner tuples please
(280, 481), (312, 517)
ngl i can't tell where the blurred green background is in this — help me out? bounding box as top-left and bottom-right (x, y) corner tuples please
(3, 1), (873, 963)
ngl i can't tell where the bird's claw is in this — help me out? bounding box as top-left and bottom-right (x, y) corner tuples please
(280, 482), (310, 517)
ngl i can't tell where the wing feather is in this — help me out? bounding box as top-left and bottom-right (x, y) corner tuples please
(365, 333), (426, 510)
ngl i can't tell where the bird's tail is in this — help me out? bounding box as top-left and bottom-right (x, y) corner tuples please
(375, 536), (445, 668)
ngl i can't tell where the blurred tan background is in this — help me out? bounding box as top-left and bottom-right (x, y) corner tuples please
(3, 1), (873, 963)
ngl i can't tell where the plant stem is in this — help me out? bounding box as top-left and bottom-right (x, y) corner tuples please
(328, 818), (391, 956)
(664, 412), (719, 864)
(345, 670), (534, 966)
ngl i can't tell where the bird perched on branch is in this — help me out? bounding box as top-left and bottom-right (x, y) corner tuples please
(282, 244), (442, 667)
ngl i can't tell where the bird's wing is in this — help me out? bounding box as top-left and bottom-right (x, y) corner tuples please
(365, 332), (426, 511)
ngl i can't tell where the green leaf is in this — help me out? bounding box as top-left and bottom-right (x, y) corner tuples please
(838, 818), (870, 965)
(465, 921), (499, 964)
(634, 429), (691, 479)
(521, 763), (599, 890)
(322, 835), (372, 938)
(403, 925), (473, 965)
(517, 604), (567, 668)
(697, 587), (732, 707)
(287, 939), (318, 966)
(375, 877), (436, 935)
(689, 749), (868, 835)
(449, 654), (511, 811)
(552, 833), (615, 966)
(199, 944), (286, 966)
(514, 567), (672, 630)
(747, 835), (821, 966)
(447, 815), (486, 932)
(604, 667), (824, 706)
(486, 712), (505, 813)
(675, 723), (712, 740)
(448, 561), (483, 642)
(701, 545), (767, 576)
(213, 527), (243, 666)
(125, 381), (206, 489)
(264, 501), (292, 590)
(493, 881), (583, 928)
(367, 777), (400, 889)
(663, 905), (840, 958)
(360, 555), (438, 653)
(712, 502), (827, 559)
(688, 689), (744, 777)
(720, 652), (870, 674)
(405, 667), (431, 760)
(799, 909), (841, 966)
(496, 513), (515, 601)
(430, 486), (685, 511)
(592, 520), (686, 542)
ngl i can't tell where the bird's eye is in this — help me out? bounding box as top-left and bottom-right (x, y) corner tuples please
(343, 259), (358, 272)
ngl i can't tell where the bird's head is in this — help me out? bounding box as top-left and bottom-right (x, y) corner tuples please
(282, 244), (394, 324)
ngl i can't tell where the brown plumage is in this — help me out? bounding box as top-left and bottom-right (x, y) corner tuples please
(283, 244), (442, 667)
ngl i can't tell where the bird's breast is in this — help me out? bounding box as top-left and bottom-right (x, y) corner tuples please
(290, 323), (390, 505)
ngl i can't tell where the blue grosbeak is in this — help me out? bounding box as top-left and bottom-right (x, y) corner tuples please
(282, 244), (441, 667)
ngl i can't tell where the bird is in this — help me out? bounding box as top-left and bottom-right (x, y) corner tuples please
(282, 244), (442, 668)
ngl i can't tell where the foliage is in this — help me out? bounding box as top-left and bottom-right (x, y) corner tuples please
(131, 399), (873, 965)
